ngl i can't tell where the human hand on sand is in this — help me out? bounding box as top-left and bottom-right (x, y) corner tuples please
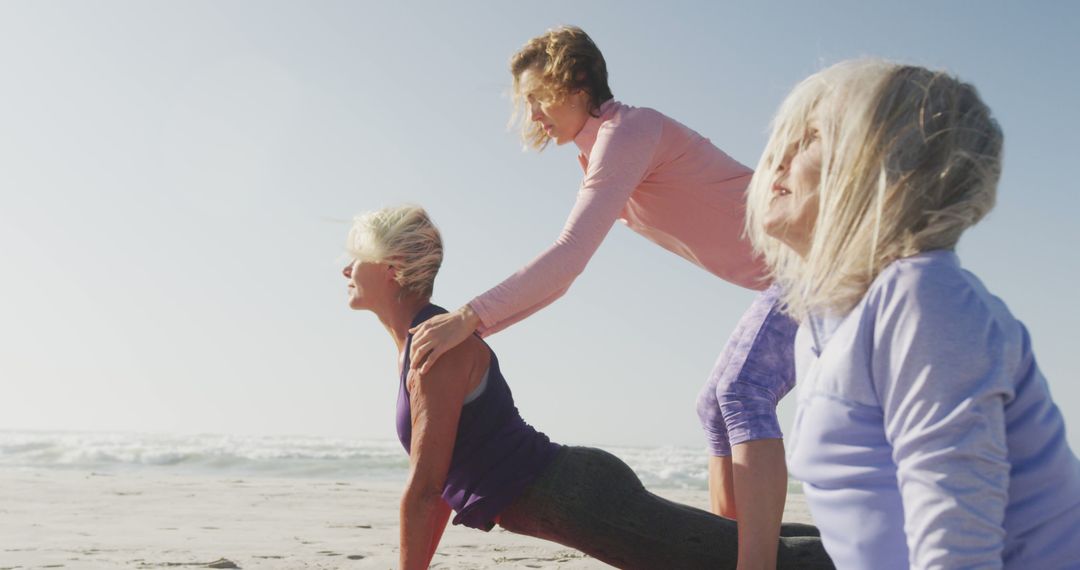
(408, 305), (480, 375)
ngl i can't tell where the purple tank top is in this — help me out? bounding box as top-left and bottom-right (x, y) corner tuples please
(396, 304), (561, 531)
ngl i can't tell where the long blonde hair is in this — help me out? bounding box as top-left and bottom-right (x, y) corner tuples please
(746, 59), (1003, 319)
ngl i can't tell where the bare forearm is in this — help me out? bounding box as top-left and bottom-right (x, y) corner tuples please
(426, 499), (451, 562)
(732, 439), (787, 570)
(400, 486), (446, 569)
(707, 454), (737, 518)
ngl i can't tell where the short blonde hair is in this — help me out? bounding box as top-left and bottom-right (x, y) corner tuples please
(347, 205), (443, 298)
(746, 59), (1003, 319)
(509, 25), (614, 150)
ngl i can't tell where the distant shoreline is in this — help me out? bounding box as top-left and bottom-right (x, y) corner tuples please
(0, 429), (752, 492)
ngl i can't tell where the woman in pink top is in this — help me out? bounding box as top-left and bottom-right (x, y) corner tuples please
(408, 25), (796, 568)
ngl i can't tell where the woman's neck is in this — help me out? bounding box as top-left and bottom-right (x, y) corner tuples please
(373, 294), (431, 353)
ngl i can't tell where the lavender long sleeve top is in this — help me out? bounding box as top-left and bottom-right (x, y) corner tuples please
(788, 250), (1080, 569)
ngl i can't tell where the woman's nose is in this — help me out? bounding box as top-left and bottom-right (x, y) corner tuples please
(342, 264), (352, 278)
(776, 153), (791, 173)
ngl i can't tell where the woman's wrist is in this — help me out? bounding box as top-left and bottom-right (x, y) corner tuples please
(459, 303), (481, 330)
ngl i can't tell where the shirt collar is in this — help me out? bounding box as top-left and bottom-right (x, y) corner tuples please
(573, 99), (619, 158)
(805, 249), (961, 355)
(806, 311), (844, 357)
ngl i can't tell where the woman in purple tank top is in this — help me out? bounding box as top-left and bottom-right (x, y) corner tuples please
(401, 26), (800, 568)
(342, 205), (830, 569)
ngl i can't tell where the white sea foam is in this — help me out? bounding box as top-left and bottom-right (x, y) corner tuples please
(0, 430), (407, 480)
(0, 430), (718, 489)
(604, 444), (711, 490)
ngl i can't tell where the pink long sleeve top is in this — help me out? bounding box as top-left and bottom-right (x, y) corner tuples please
(469, 100), (768, 336)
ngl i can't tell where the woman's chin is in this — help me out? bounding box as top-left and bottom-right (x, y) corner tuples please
(762, 220), (785, 242)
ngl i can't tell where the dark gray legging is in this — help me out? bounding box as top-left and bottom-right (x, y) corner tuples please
(498, 446), (832, 569)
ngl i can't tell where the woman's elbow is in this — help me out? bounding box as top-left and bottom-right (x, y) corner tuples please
(401, 489), (443, 524)
(567, 253), (592, 280)
(402, 478), (443, 509)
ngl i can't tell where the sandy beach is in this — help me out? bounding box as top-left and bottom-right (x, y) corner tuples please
(0, 469), (812, 569)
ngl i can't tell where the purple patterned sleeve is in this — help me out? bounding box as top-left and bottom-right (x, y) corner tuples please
(697, 284), (797, 456)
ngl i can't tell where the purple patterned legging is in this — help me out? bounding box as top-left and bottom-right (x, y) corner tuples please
(696, 283), (798, 457)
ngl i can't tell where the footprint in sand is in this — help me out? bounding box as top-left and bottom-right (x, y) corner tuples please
(326, 523), (372, 529)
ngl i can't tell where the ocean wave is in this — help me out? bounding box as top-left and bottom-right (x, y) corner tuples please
(0, 431), (718, 489)
(0, 431), (409, 480)
(604, 444), (711, 490)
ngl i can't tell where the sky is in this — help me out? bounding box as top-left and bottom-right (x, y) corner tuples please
(1, 1), (1078, 449)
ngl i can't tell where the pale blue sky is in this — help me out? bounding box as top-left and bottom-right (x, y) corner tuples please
(2, 1), (1077, 448)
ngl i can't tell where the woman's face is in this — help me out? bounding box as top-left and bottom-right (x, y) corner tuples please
(517, 67), (591, 145)
(764, 118), (823, 257)
(342, 259), (393, 311)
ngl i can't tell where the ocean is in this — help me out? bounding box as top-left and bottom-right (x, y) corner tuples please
(0, 430), (716, 491)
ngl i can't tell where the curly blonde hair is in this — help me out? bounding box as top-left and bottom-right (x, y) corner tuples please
(347, 205), (443, 298)
(509, 25), (614, 150)
(746, 59), (1003, 319)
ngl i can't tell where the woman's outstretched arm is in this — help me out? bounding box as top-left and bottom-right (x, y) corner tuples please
(707, 455), (736, 517)
(399, 337), (487, 568)
(408, 115), (663, 374)
(706, 444), (788, 570)
(732, 439), (787, 570)
(424, 500), (452, 565)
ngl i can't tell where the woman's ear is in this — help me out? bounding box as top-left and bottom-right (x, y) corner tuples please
(571, 88), (590, 110)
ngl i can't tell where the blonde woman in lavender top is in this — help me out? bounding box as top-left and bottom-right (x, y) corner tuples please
(746, 59), (1080, 568)
(407, 25), (798, 568)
